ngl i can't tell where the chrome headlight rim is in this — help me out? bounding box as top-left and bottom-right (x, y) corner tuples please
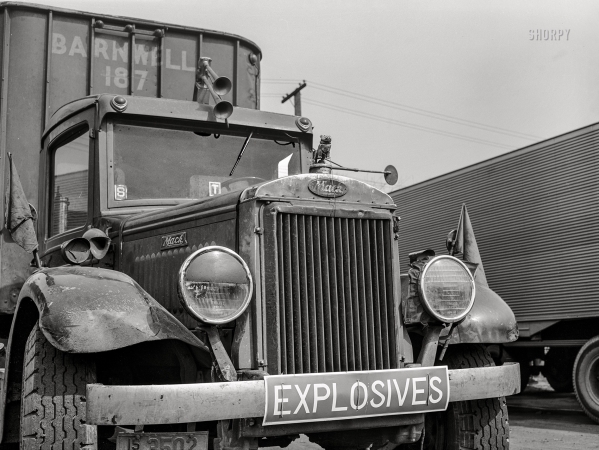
(418, 254), (476, 323)
(178, 245), (253, 325)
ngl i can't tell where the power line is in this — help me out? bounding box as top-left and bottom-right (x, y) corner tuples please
(302, 97), (514, 150)
(264, 92), (514, 148)
(263, 79), (541, 140)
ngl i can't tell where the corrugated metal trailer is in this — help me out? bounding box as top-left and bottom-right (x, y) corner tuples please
(390, 122), (599, 405)
(0, 1), (262, 315)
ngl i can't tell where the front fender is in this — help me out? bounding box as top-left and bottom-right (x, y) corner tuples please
(447, 283), (519, 344)
(18, 266), (209, 353)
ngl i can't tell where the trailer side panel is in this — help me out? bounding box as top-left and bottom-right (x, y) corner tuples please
(391, 123), (599, 323)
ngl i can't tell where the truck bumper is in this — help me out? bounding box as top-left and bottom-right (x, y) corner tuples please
(86, 363), (519, 426)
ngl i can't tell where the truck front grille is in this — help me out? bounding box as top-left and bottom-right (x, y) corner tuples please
(263, 210), (398, 374)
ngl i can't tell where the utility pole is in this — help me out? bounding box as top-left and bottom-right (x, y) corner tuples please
(281, 81), (306, 116)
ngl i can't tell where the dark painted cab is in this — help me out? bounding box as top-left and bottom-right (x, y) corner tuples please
(19, 92), (519, 450)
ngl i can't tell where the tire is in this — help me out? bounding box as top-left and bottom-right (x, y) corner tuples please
(20, 324), (97, 449)
(417, 344), (510, 450)
(543, 348), (575, 393)
(573, 336), (599, 424)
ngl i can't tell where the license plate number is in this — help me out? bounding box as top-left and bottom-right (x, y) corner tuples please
(116, 431), (208, 450)
(263, 366), (450, 426)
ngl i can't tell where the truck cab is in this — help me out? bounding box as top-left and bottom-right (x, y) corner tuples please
(4, 92), (517, 450)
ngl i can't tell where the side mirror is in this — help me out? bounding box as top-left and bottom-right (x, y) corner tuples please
(384, 165), (398, 185)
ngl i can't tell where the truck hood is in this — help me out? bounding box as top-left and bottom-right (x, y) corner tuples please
(118, 173), (395, 236)
(120, 189), (243, 237)
(241, 173), (395, 207)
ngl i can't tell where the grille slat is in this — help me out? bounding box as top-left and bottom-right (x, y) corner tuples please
(369, 220), (384, 369)
(283, 215), (295, 373)
(290, 215), (303, 373)
(319, 217), (335, 372)
(363, 220), (376, 370)
(298, 215), (311, 373)
(356, 220), (370, 370)
(377, 219), (390, 368)
(327, 217), (342, 371)
(276, 215), (287, 375)
(305, 216), (319, 373)
(348, 219), (363, 371)
(268, 211), (397, 374)
(341, 218), (356, 371)
(312, 218), (327, 372)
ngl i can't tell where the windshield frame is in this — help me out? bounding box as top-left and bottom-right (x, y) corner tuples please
(103, 116), (308, 210)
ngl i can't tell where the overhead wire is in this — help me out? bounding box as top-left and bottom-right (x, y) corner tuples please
(262, 79), (541, 140)
(263, 92), (513, 149)
(301, 97), (513, 150)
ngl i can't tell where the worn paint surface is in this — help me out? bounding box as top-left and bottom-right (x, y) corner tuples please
(400, 274), (518, 344)
(242, 173), (395, 208)
(18, 266), (208, 353)
(447, 282), (519, 344)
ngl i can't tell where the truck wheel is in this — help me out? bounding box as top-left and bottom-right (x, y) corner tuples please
(573, 336), (599, 424)
(417, 344), (509, 450)
(20, 324), (97, 449)
(543, 348), (575, 393)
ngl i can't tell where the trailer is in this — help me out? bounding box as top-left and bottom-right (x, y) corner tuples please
(390, 122), (599, 423)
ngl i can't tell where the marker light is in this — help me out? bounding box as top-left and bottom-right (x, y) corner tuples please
(419, 255), (475, 323)
(110, 96), (127, 112)
(296, 117), (312, 132)
(178, 246), (253, 324)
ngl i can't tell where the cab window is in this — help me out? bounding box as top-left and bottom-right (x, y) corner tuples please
(49, 126), (89, 237)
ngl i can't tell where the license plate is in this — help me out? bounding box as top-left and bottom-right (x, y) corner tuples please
(116, 431), (208, 450)
(263, 366), (449, 426)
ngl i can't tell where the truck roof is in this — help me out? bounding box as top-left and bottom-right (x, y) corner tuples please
(44, 94), (312, 139)
(0, 1), (262, 55)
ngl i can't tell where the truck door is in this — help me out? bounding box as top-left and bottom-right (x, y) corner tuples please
(40, 111), (96, 266)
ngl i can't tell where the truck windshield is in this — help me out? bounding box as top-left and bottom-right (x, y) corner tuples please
(110, 123), (302, 204)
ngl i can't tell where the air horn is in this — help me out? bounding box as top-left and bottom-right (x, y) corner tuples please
(195, 57), (233, 120)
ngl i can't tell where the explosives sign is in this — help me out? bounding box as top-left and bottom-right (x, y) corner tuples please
(263, 366), (449, 426)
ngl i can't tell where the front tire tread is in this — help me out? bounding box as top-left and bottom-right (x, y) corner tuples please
(20, 324), (97, 450)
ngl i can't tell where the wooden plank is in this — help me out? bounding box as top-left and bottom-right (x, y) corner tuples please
(86, 364), (520, 426)
(448, 362), (520, 400)
(86, 380), (265, 425)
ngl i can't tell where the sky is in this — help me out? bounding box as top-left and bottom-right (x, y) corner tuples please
(30, 0), (599, 191)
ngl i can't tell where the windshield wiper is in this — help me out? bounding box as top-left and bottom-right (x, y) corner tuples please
(229, 130), (253, 176)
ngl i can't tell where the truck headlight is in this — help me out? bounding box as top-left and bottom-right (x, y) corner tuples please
(178, 246), (253, 324)
(419, 255), (475, 323)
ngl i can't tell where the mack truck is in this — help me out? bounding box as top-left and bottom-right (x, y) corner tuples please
(0, 3), (519, 450)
